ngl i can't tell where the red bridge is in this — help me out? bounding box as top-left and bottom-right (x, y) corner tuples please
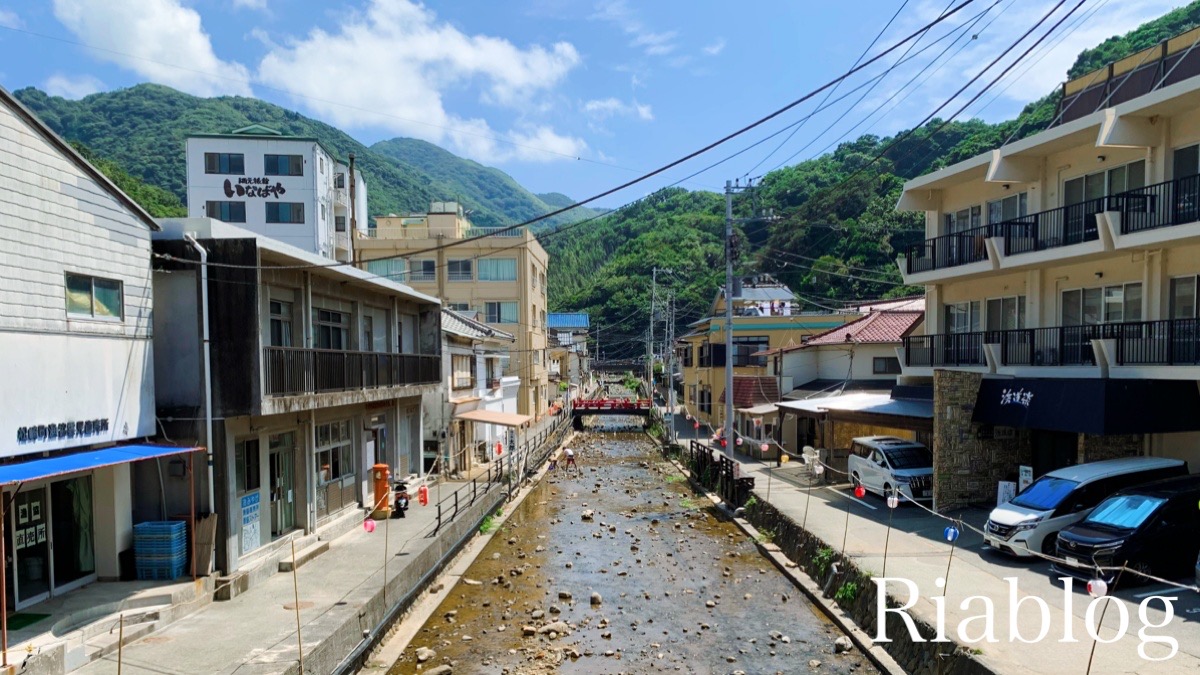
(571, 398), (654, 416)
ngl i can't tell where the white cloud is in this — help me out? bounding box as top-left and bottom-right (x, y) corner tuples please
(51, 0), (252, 97)
(43, 73), (105, 99)
(256, 0), (584, 163)
(583, 97), (653, 122)
(592, 0), (679, 57)
(0, 9), (23, 28)
(703, 38), (726, 56)
(232, 0), (268, 10)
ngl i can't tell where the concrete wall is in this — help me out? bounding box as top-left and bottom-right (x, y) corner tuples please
(932, 370), (1031, 512)
(93, 464), (132, 580)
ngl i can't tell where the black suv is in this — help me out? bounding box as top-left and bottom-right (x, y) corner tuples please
(1053, 474), (1200, 585)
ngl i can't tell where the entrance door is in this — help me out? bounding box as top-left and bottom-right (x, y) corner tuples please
(269, 436), (296, 538)
(1032, 430), (1077, 478)
(50, 476), (95, 593)
(5, 487), (51, 609)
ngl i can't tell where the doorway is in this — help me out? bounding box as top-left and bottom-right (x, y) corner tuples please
(268, 432), (297, 539)
(1031, 430), (1077, 478)
(4, 475), (96, 610)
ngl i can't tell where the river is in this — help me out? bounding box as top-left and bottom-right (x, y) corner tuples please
(388, 424), (875, 675)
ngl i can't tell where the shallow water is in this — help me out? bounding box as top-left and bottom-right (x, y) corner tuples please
(388, 428), (876, 675)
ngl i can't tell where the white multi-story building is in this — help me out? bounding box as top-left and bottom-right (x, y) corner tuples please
(185, 125), (367, 262)
(0, 85), (199, 609)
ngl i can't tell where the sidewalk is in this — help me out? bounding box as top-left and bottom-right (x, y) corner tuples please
(727, 451), (1200, 674)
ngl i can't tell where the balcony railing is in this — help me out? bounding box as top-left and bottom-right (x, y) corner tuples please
(903, 332), (994, 367)
(994, 325), (1124, 366)
(1114, 318), (1200, 365)
(1001, 197), (1107, 256)
(1116, 174), (1200, 234)
(904, 224), (995, 275)
(464, 226), (525, 238)
(264, 347), (440, 396)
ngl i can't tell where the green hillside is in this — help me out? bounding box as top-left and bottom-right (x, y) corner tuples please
(12, 84), (593, 228)
(370, 137), (603, 229)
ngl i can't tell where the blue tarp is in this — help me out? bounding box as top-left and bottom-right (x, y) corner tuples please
(0, 444), (201, 485)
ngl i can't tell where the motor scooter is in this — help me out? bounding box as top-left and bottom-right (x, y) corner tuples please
(393, 479), (410, 518)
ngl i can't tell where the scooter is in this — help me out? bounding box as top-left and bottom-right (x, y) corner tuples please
(393, 480), (410, 518)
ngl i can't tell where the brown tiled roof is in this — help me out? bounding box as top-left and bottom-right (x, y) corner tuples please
(803, 311), (923, 347)
(718, 376), (780, 407)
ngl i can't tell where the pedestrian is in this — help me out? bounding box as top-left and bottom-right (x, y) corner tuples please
(564, 447), (577, 472)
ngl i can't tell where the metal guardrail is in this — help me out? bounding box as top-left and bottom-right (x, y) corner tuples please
(1001, 197), (1107, 255)
(903, 332), (994, 367)
(904, 224), (995, 275)
(1117, 174), (1200, 234)
(263, 348), (439, 396)
(1114, 318), (1200, 365)
(682, 440), (755, 508)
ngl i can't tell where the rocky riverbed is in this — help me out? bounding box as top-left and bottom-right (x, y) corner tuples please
(388, 427), (875, 675)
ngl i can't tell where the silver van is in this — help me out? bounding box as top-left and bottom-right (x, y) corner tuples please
(847, 436), (933, 502)
(985, 456), (1187, 557)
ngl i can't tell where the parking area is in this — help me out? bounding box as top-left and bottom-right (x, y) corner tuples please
(752, 462), (1200, 674)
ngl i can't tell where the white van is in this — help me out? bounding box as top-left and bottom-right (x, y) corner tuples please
(847, 436), (934, 502)
(985, 457), (1187, 557)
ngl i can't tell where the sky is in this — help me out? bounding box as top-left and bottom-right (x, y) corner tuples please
(0, 0), (1189, 208)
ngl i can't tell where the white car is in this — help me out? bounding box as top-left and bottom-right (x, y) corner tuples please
(985, 456), (1187, 557)
(847, 436), (933, 503)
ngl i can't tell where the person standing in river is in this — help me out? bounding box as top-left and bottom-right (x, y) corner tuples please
(563, 447), (577, 472)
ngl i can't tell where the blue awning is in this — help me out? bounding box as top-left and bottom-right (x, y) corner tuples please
(0, 444), (202, 485)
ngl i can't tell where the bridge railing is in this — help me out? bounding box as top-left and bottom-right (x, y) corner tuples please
(682, 440), (755, 507)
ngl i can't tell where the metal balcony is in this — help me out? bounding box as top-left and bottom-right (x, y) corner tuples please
(263, 348), (440, 396)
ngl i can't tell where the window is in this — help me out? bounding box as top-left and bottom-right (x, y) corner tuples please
(409, 260), (436, 282)
(985, 296), (1027, 331)
(313, 308), (350, 350)
(731, 336), (770, 367)
(478, 258), (517, 281)
(204, 152), (244, 175)
(531, 264), (538, 288)
(452, 354), (474, 389)
(1065, 160), (1145, 203)
(65, 273), (123, 319)
(485, 302), (518, 324)
(335, 173), (346, 189)
(533, 350), (541, 366)
(446, 302), (470, 312)
(945, 205), (982, 233)
(264, 154), (304, 176)
(315, 421), (354, 484)
(1061, 283), (1142, 325)
(363, 315), (375, 352)
(541, 310), (547, 331)
(944, 301), (981, 333)
(269, 300), (293, 347)
(319, 157), (325, 174)
(1174, 144), (1200, 180)
(335, 215), (346, 232)
(1170, 276), (1198, 319)
(679, 345), (694, 368)
(235, 439), (261, 493)
(699, 343), (727, 367)
(1107, 160), (1146, 194)
(366, 258), (406, 282)
(873, 357), (902, 375)
(266, 202), (305, 224)
(205, 200), (246, 223)
(447, 259), (473, 282)
(540, 272), (546, 289)
(986, 193), (1028, 225)
(320, 204), (326, 223)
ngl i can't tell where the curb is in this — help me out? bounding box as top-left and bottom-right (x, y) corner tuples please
(659, 450), (907, 675)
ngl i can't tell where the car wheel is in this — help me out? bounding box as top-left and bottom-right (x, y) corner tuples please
(1127, 560), (1153, 585)
(883, 483), (893, 500)
(851, 472), (862, 489)
(1040, 533), (1058, 556)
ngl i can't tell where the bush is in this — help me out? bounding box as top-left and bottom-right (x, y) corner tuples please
(835, 580), (860, 605)
(812, 546), (836, 577)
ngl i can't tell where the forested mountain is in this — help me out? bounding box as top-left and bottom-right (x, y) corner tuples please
(12, 84), (593, 229)
(543, 2), (1200, 356)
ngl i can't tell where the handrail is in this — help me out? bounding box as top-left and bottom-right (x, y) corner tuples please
(1115, 174), (1200, 234)
(904, 223), (996, 275)
(263, 347), (440, 396)
(1001, 196), (1108, 256)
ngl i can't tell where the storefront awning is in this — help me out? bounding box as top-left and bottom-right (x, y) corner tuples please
(737, 403), (778, 416)
(972, 378), (1200, 435)
(0, 443), (203, 485)
(454, 410), (532, 427)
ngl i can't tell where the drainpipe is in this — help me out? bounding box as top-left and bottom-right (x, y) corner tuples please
(184, 235), (217, 513)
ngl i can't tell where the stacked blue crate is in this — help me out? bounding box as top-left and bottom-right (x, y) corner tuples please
(134, 521), (188, 580)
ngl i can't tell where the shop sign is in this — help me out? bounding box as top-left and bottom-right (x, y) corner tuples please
(999, 388), (1033, 408)
(241, 492), (261, 555)
(223, 177), (287, 199)
(17, 418), (110, 444)
(1018, 465), (1033, 492)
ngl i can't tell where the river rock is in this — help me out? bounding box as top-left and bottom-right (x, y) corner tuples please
(531, 610), (545, 620)
(415, 646), (436, 662)
(809, 659), (822, 668)
(538, 621), (571, 636)
(425, 666), (453, 675)
(590, 592), (602, 605)
(522, 625), (537, 636)
(558, 590), (573, 600)
(834, 636), (854, 653)
(581, 510), (595, 521)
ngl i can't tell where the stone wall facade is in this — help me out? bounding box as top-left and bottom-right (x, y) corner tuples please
(932, 371), (1031, 512)
(1078, 433), (1143, 462)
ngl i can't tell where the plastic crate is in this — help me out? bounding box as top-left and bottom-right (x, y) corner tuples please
(136, 562), (187, 581)
(134, 521), (186, 540)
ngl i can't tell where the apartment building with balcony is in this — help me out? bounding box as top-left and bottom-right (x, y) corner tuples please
(440, 309), (523, 476)
(896, 29), (1200, 510)
(185, 125), (367, 263)
(357, 201), (551, 419)
(676, 275), (858, 433)
(548, 312), (591, 397)
(152, 218), (441, 577)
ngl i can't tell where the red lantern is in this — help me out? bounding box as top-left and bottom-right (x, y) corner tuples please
(760, 443), (770, 453)
(693, 421), (700, 430)
(418, 484), (430, 506)
(854, 485), (866, 499)
(736, 437), (743, 446)
(363, 519), (376, 533)
(495, 441), (503, 456)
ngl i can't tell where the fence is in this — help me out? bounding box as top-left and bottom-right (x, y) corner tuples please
(264, 348), (440, 396)
(681, 440), (756, 508)
(1118, 174), (1200, 234)
(1001, 197), (1106, 255)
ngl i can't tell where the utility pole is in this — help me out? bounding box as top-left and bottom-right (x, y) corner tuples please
(723, 181), (736, 459)
(666, 290), (677, 443)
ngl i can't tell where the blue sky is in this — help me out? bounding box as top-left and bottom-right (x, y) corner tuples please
(0, 1), (1188, 208)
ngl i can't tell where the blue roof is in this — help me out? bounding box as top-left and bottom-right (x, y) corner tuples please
(548, 313), (590, 330)
(0, 444), (201, 485)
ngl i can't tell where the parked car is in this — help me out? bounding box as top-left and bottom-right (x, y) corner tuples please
(984, 457), (1187, 557)
(847, 436), (933, 503)
(1053, 474), (1200, 585)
